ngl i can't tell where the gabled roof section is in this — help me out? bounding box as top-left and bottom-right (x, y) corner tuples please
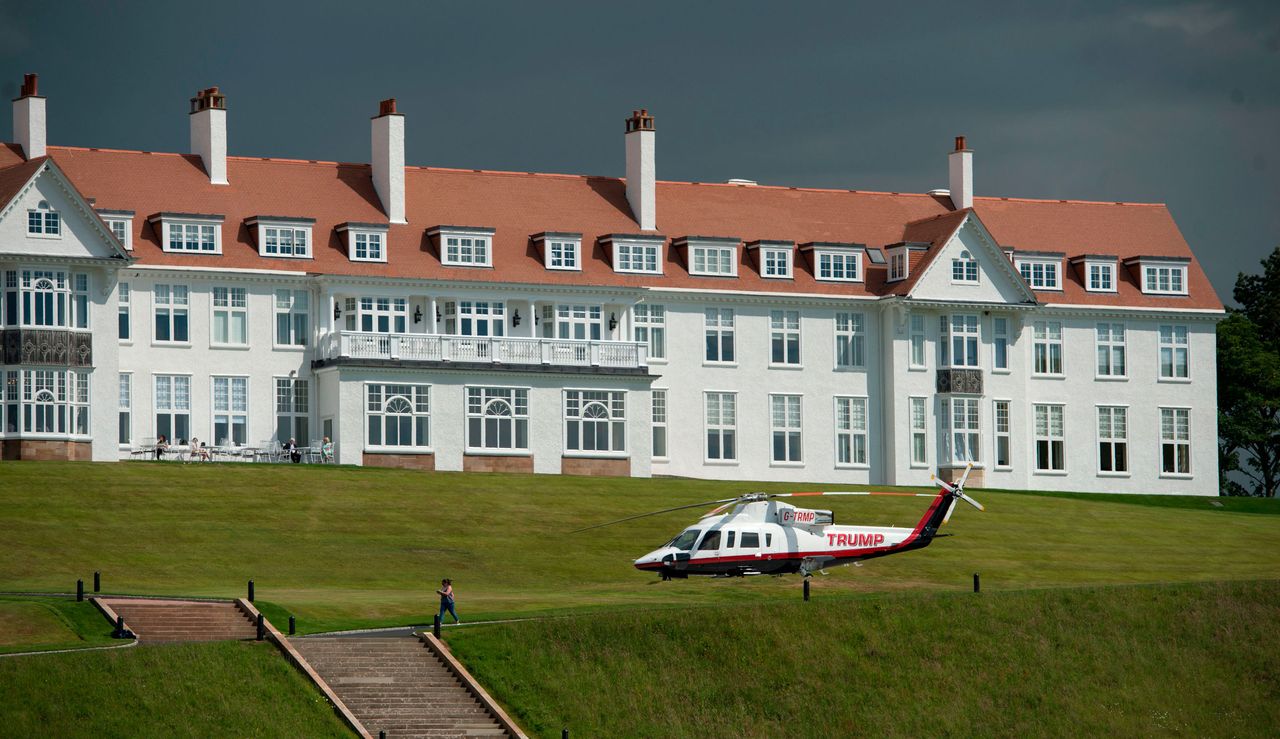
(0, 155), (132, 263)
(893, 209), (1039, 305)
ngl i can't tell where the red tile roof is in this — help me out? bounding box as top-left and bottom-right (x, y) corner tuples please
(0, 143), (1222, 310)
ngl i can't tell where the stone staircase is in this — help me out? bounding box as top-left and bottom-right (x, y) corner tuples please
(292, 636), (511, 738)
(99, 598), (258, 642)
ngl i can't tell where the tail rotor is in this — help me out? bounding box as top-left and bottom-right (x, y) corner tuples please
(931, 463), (984, 525)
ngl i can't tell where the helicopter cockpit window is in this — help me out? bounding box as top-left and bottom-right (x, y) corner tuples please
(740, 531), (760, 548)
(765, 532), (773, 547)
(696, 530), (722, 551)
(669, 529), (701, 551)
(726, 531), (736, 548)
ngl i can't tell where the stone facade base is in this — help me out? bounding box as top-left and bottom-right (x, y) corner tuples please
(362, 452), (436, 471)
(2, 439), (92, 461)
(938, 467), (985, 488)
(561, 456), (631, 477)
(463, 454), (534, 474)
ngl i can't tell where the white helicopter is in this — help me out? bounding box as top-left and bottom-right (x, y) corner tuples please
(575, 465), (983, 578)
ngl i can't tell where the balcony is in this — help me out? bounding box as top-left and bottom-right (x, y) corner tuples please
(936, 368), (983, 394)
(1, 329), (93, 367)
(317, 331), (650, 374)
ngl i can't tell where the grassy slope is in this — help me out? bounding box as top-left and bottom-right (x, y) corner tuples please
(0, 641), (350, 737)
(0, 596), (116, 654)
(447, 580), (1280, 738)
(1, 462), (1278, 632)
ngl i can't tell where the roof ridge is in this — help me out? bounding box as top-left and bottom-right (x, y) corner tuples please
(973, 194), (1164, 208)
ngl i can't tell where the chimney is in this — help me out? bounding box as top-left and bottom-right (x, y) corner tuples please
(371, 98), (406, 224)
(189, 87), (228, 185)
(625, 109), (656, 230)
(948, 135), (972, 210)
(12, 73), (46, 160)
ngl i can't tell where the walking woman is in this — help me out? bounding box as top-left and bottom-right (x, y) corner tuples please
(436, 578), (460, 625)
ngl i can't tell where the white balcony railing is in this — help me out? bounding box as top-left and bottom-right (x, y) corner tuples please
(327, 331), (649, 370)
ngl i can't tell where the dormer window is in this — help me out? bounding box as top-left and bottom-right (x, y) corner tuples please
(247, 216), (314, 259)
(149, 213), (224, 254)
(746, 241), (795, 279)
(1088, 262), (1115, 292)
(429, 226), (495, 268)
(676, 237), (740, 277)
(1015, 253), (1064, 290)
(889, 250), (907, 281)
(337, 222), (390, 263)
(97, 209), (134, 250)
(1142, 263), (1188, 295)
(27, 201), (61, 237)
(533, 232), (582, 271)
(951, 250), (979, 283)
(803, 243), (864, 283)
(603, 235), (665, 275)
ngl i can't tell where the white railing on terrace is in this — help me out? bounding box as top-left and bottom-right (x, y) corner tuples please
(328, 331), (649, 369)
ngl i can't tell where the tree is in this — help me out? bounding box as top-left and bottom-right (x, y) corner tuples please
(1218, 247), (1280, 497)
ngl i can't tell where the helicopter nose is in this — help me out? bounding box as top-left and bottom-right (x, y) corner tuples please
(633, 551), (663, 571)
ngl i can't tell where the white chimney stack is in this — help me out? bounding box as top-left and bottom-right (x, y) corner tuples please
(625, 109), (656, 231)
(12, 73), (46, 160)
(948, 135), (973, 210)
(189, 87), (228, 185)
(371, 98), (406, 224)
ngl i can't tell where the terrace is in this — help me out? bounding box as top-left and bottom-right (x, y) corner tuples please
(318, 331), (650, 373)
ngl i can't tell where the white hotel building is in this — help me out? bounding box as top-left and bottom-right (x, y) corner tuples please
(0, 75), (1223, 494)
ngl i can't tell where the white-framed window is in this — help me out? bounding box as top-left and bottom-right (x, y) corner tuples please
(554, 305), (602, 341)
(119, 372), (132, 445)
(633, 304), (665, 360)
(992, 317), (1009, 371)
(940, 314), (980, 368)
(1096, 323), (1126, 378)
(835, 312), (865, 369)
(118, 282), (131, 342)
(613, 241), (662, 274)
(367, 383), (430, 449)
(261, 225), (311, 258)
(212, 376), (248, 446)
(70, 372), (90, 436)
(444, 235), (492, 267)
(762, 248), (792, 279)
(274, 290), (309, 347)
(704, 308), (735, 363)
(1087, 262), (1115, 292)
(888, 250), (907, 282)
(910, 396), (928, 467)
(163, 220), (220, 253)
(769, 394), (803, 464)
(815, 251), (861, 282)
(690, 245), (736, 277)
(1143, 264), (1188, 295)
(13, 369), (90, 436)
(652, 389), (668, 460)
(1159, 325), (1189, 380)
(769, 310), (801, 366)
(71, 273), (88, 329)
(154, 374), (192, 442)
(1034, 404), (1066, 472)
(565, 390), (626, 454)
(1018, 260), (1059, 290)
(211, 286), (248, 346)
(951, 250), (979, 283)
(704, 392), (737, 462)
(153, 284), (190, 343)
(1032, 320), (1064, 376)
(276, 378), (311, 446)
(994, 400), (1011, 469)
(1160, 407), (1191, 476)
(909, 314), (927, 369)
(466, 386), (529, 452)
(1097, 405), (1128, 474)
(353, 232), (385, 262)
(834, 396), (867, 467)
(942, 397), (980, 465)
(103, 217), (132, 249)
(2, 369), (16, 434)
(6, 269), (84, 329)
(362, 297), (410, 334)
(546, 238), (581, 271)
(27, 202), (60, 237)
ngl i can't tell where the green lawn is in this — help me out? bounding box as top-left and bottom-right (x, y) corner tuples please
(1, 461), (1278, 633)
(0, 641), (350, 737)
(0, 596), (116, 654)
(446, 580), (1280, 738)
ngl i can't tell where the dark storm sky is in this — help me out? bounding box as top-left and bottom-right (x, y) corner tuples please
(2, 1), (1276, 304)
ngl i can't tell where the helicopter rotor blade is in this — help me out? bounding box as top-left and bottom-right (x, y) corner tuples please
(931, 474), (956, 494)
(957, 462), (974, 490)
(941, 496), (960, 525)
(568, 497), (743, 533)
(958, 492), (985, 512)
(774, 491), (937, 499)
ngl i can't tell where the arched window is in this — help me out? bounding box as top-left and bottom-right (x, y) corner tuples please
(365, 383), (429, 448)
(466, 387), (528, 451)
(565, 390), (626, 453)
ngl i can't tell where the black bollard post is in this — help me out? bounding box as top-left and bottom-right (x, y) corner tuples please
(433, 614), (441, 638)
(379, 731), (386, 739)
(803, 579), (810, 602)
(256, 613), (265, 641)
(288, 616), (296, 636)
(114, 614), (126, 638)
(973, 573), (980, 593)
(247, 579), (255, 602)
(93, 571), (101, 593)
(563, 730), (569, 739)
(76, 579), (84, 601)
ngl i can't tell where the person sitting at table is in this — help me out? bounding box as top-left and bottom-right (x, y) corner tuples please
(284, 437), (302, 464)
(155, 435), (169, 460)
(321, 436), (334, 463)
(189, 437), (210, 462)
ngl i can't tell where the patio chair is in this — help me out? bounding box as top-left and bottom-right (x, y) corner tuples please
(307, 439), (324, 463)
(133, 437), (157, 460)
